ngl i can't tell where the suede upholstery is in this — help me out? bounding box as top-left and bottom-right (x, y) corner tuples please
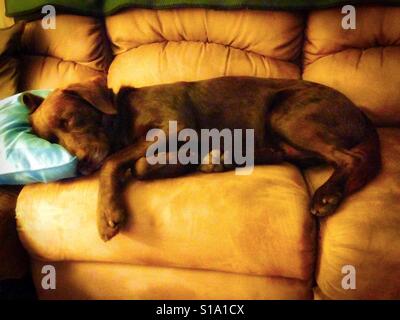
(306, 129), (400, 300)
(17, 165), (315, 280)
(106, 9), (303, 90)
(9, 6), (400, 299)
(19, 15), (111, 91)
(31, 260), (313, 300)
(303, 6), (400, 126)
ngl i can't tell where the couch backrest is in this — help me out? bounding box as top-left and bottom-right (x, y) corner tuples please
(19, 15), (111, 90)
(6, 5), (400, 126)
(105, 8), (304, 91)
(303, 6), (400, 126)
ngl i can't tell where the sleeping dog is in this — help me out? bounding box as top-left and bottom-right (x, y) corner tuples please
(23, 76), (381, 241)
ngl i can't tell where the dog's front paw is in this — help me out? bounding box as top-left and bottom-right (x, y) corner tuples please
(199, 149), (225, 173)
(97, 199), (126, 241)
(310, 188), (343, 217)
(199, 162), (225, 173)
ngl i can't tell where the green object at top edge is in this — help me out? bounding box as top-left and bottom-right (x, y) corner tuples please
(5, 0), (400, 18)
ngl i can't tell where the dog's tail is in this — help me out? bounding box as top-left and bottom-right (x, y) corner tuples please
(345, 115), (381, 194)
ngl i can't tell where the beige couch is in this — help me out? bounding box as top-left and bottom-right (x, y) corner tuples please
(2, 5), (400, 299)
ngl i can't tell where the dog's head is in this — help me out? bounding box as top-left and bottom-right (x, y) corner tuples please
(23, 77), (117, 175)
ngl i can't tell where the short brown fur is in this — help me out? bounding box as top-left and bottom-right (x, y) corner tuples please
(24, 76), (381, 241)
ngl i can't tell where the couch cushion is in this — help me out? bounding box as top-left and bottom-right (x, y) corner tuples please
(305, 128), (400, 299)
(303, 6), (400, 126)
(19, 15), (111, 90)
(18, 55), (103, 91)
(31, 260), (313, 300)
(106, 9), (303, 90)
(16, 165), (315, 281)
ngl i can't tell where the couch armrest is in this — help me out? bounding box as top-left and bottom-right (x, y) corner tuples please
(0, 186), (28, 280)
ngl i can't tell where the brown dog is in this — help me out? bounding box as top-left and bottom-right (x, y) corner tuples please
(23, 76), (381, 241)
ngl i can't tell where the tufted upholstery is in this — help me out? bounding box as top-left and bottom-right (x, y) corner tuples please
(19, 15), (111, 91)
(106, 9), (303, 90)
(8, 5), (400, 299)
(302, 8), (400, 299)
(18, 165), (315, 299)
(12, 9), (315, 299)
(31, 260), (312, 300)
(303, 6), (400, 126)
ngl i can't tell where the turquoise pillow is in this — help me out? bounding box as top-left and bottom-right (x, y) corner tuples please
(0, 90), (77, 185)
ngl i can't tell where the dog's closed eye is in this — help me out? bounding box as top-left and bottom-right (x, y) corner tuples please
(59, 117), (85, 130)
(59, 119), (69, 130)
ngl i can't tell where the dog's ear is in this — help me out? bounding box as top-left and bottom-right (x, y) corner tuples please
(22, 93), (44, 113)
(62, 76), (117, 115)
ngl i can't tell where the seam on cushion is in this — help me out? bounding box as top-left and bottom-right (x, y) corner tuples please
(88, 18), (113, 71)
(72, 259), (314, 282)
(21, 17), (111, 72)
(119, 41), (301, 78)
(334, 45), (400, 57)
(20, 53), (106, 73)
(299, 168), (314, 198)
(298, 163), (321, 289)
(98, 17), (114, 72)
(18, 54), (105, 92)
(303, 44), (400, 67)
(20, 50), (107, 72)
(298, 166), (318, 287)
(138, 41), (298, 72)
(115, 39), (299, 64)
(355, 49), (363, 70)
(30, 258), (314, 294)
(223, 47), (231, 75)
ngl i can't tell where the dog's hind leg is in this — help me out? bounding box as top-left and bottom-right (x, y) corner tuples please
(309, 146), (359, 216)
(271, 122), (380, 216)
(309, 128), (381, 216)
(269, 93), (381, 216)
(278, 136), (379, 216)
